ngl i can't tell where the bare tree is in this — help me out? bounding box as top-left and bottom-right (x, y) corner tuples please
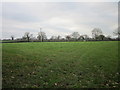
(65, 35), (71, 41)
(113, 27), (120, 39)
(78, 36), (84, 41)
(50, 36), (57, 40)
(57, 35), (61, 40)
(97, 35), (105, 40)
(92, 28), (103, 39)
(37, 31), (47, 42)
(71, 32), (80, 40)
(106, 35), (111, 40)
(23, 32), (32, 42)
(11, 35), (14, 40)
(82, 34), (89, 41)
(37, 32), (41, 41)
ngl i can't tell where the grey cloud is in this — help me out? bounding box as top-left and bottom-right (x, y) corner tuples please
(1, 2), (118, 39)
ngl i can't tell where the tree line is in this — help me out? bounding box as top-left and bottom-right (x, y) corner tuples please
(4, 27), (120, 42)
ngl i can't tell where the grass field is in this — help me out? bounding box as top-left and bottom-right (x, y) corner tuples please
(2, 41), (119, 88)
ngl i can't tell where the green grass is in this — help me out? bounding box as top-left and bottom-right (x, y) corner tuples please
(1, 40), (12, 42)
(2, 41), (119, 88)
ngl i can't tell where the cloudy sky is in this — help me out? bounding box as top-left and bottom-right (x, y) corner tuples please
(1, 1), (118, 39)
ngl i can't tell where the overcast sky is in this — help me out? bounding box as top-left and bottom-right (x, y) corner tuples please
(1, 2), (118, 39)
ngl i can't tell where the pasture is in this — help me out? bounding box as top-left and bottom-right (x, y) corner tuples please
(2, 41), (119, 88)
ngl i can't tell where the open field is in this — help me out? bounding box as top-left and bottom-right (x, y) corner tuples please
(2, 41), (119, 88)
